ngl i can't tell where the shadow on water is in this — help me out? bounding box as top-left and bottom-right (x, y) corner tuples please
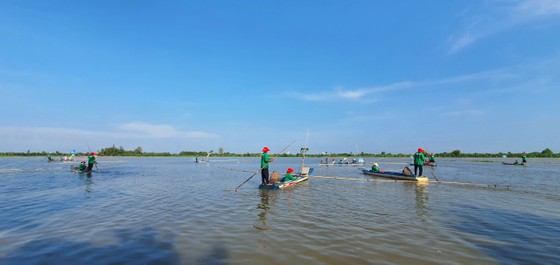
(450, 204), (560, 264)
(0, 227), (230, 265)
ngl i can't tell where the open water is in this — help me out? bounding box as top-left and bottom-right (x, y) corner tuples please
(0, 157), (559, 265)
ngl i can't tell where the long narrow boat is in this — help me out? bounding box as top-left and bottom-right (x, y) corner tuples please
(362, 170), (429, 182)
(502, 162), (526, 166)
(259, 167), (314, 190)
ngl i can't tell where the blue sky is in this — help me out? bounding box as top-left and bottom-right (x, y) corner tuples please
(1, 0), (559, 154)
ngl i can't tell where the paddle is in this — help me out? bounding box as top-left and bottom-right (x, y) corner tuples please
(233, 140), (296, 191)
(422, 144), (439, 182)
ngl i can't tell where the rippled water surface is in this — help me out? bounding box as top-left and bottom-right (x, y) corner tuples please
(1, 157), (559, 264)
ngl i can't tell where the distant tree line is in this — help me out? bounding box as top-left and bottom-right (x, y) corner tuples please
(1, 147), (558, 158)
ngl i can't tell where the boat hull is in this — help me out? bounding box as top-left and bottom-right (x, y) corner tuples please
(259, 176), (309, 190)
(502, 162), (526, 166)
(362, 170), (428, 182)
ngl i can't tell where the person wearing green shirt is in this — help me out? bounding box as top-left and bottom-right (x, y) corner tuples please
(413, 148), (425, 177)
(283, 168), (295, 182)
(78, 161), (87, 171)
(371, 163), (381, 172)
(260, 146), (274, 185)
(521, 153), (527, 164)
(87, 152), (96, 171)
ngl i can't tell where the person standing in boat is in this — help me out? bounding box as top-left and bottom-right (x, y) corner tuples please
(261, 146), (274, 185)
(521, 153), (527, 165)
(87, 152), (97, 172)
(282, 168), (295, 182)
(413, 148), (425, 177)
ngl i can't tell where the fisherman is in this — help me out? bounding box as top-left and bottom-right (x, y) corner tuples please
(87, 152), (97, 171)
(413, 148), (425, 177)
(283, 168), (296, 182)
(521, 153), (527, 165)
(428, 153), (436, 165)
(77, 161), (87, 171)
(371, 163), (381, 172)
(261, 147), (274, 185)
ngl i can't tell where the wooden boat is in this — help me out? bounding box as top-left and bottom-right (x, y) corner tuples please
(502, 162), (526, 166)
(409, 162), (436, 167)
(362, 170), (429, 182)
(259, 167), (313, 190)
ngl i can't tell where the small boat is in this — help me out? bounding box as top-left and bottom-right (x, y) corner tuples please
(409, 162), (436, 167)
(502, 162), (526, 166)
(259, 167), (314, 190)
(362, 170), (429, 182)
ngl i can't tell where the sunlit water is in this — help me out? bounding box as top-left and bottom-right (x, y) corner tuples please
(0, 157), (559, 264)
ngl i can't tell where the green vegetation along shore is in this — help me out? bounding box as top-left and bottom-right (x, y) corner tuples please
(1, 145), (558, 158)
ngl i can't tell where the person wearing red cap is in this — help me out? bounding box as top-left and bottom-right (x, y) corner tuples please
(413, 148), (425, 177)
(521, 153), (527, 165)
(260, 146), (274, 185)
(78, 161), (87, 171)
(283, 168), (295, 182)
(87, 152), (97, 172)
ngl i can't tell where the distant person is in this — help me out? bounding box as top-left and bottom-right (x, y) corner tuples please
(195, 155), (199, 163)
(371, 163), (381, 172)
(428, 153), (436, 165)
(47, 155), (53, 162)
(87, 152), (97, 171)
(522, 153), (527, 164)
(413, 148), (425, 177)
(283, 168), (295, 182)
(513, 160), (519, 165)
(261, 147), (274, 185)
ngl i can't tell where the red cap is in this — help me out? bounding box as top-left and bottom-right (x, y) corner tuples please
(262, 146), (270, 152)
(81, 161), (86, 164)
(91, 152), (95, 155)
(287, 168), (294, 173)
(418, 148), (424, 152)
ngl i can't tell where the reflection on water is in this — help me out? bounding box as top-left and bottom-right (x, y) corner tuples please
(415, 183), (429, 220)
(83, 175), (93, 198)
(255, 189), (271, 230)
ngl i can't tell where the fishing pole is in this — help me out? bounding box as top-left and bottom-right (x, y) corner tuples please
(233, 140), (297, 192)
(422, 144), (438, 182)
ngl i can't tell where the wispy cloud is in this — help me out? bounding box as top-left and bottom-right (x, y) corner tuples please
(447, 0), (560, 54)
(284, 68), (510, 102)
(0, 123), (219, 152)
(117, 122), (218, 139)
(443, 109), (485, 117)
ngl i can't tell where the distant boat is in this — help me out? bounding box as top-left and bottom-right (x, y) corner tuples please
(502, 162), (526, 166)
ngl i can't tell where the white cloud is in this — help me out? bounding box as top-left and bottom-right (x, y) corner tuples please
(447, 0), (560, 53)
(0, 123), (219, 152)
(285, 69), (511, 102)
(515, 0), (560, 19)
